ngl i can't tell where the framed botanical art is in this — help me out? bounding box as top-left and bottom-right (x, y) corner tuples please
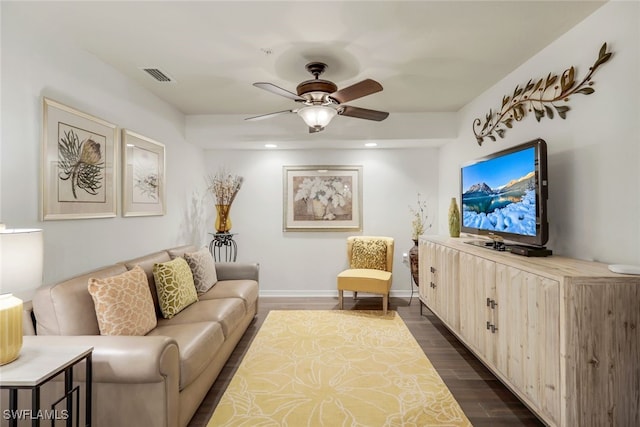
(42, 97), (117, 220)
(121, 129), (165, 217)
(283, 165), (362, 232)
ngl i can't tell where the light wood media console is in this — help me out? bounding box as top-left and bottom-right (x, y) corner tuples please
(418, 235), (639, 427)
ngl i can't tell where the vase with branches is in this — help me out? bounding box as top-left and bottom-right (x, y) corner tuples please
(408, 193), (431, 287)
(206, 168), (243, 233)
(409, 193), (431, 242)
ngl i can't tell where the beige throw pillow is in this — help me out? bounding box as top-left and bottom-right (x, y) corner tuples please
(184, 248), (218, 293)
(351, 239), (388, 271)
(88, 265), (157, 336)
(153, 257), (198, 319)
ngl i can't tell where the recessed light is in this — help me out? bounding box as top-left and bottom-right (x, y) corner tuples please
(365, 142), (377, 147)
(265, 144), (277, 148)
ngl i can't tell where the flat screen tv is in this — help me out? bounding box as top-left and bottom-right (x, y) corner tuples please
(460, 138), (548, 247)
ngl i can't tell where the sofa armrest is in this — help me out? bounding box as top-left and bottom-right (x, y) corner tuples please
(215, 262), (259, 282)
(23, 335), (180, 384)
(23, 301), (36, 336)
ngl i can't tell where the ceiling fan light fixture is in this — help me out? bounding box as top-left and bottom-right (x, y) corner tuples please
(297, 105), (337, 129)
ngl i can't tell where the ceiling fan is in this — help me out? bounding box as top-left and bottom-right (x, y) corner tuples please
(246, 62), (389, 133)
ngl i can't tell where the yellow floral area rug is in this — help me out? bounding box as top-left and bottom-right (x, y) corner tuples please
(207, 310), (472, 427)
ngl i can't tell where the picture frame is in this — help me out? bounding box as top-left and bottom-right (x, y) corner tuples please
(42, 97), (117, 220)
(283, 165), (363, 232)
(122, 129), (166, 217)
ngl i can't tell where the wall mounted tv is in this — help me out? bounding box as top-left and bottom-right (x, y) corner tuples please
(460, 138), (549, 248)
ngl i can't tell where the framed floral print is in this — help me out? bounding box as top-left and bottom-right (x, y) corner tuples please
(121, 129), (165, 217)
(42, 97), (117, 220)
(283, 165), (362, 232)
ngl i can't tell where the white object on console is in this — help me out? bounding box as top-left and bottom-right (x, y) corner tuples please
(608, 264), (640, 275)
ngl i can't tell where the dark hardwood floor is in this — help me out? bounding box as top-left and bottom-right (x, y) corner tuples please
(187, 296), (545, 427)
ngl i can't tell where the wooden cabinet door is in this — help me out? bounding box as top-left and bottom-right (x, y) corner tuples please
(459, 252), (495, 353)
(418, 240), (428, 304)
(495, 265), (560, 425)
(418, 240), (436, 310)
(437, 245), (460, 330)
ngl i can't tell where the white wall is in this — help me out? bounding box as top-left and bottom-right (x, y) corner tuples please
(0, 7), (208, 289)
(203, 148), (439, 296)
(439, 1), (640, 265)
(3, 1), (636, 301)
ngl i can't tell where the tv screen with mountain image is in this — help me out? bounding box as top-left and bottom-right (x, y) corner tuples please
(460, 139), (548, 247)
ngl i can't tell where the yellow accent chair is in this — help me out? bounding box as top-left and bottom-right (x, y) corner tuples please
(337, 236), (394, 314)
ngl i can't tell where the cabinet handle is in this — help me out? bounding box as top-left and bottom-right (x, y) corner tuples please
(485, 298), (498, 309)
(486, 321), (492, 330)
(430, 282), (436, 288)
(490, 324), (498, 333)
(430, 266), (436, 273)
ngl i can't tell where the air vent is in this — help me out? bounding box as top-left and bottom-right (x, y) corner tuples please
(141, 68), (175, 83)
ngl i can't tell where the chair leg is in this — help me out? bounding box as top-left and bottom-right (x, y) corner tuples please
(353, 291), (358, 300)
(338, 290), (343, 310)
(383, 293), (388, 315)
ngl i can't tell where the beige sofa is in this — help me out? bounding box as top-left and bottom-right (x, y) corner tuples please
(21, 245), (259, 427)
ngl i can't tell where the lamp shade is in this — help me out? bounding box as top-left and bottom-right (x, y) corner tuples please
(0, 228), (43, 297)
(297, 105), (337, 129)
(0, 228), (43, 365)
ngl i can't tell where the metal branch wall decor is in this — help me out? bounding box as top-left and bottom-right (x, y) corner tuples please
(473, 43), (612, 145)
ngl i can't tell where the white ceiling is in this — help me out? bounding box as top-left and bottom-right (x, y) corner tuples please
(8, 0), (607, 148)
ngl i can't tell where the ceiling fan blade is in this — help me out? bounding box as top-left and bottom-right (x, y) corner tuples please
(253, 82), (306, 101)
(330, 79), (383, 104)
(245, 109), (295, 121)
(339, 105), (389, 121)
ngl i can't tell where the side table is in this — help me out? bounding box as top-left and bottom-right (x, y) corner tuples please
(0, 338), (93, 427)
(209, 232), (237, 262)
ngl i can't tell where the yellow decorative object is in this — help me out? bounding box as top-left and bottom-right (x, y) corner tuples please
(215, 204), (232, 233)
(449, 197), (461, 237)
(153, 258), (198, 319)
(350, 239), (388, 271)
(206, 168), (243, 233)
(0, 294), (23, 365)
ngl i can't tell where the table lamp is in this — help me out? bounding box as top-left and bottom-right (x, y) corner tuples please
(0, 226), (43, 365)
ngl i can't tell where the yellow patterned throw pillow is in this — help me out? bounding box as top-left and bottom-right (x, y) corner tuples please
(153, 257), (198, 319)
(88, 265), (157, 336)
(351, 239), (388, 271)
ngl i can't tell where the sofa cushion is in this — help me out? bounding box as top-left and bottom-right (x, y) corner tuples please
(167, 245), (198, 259)
(351, 239), (388, 271)
(88, 266), (158, 336)
(153, 258), (198, 319)
(184, 248), (218, 293)
(32, 264), (128, 336)
(147, 321), (224, 390)
(156, 298), (245, 338)
(198, 279), (259, 312)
